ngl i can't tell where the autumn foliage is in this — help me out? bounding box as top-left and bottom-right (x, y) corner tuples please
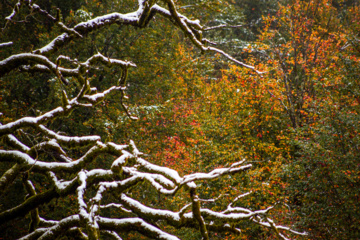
(1, 0), (359, 239)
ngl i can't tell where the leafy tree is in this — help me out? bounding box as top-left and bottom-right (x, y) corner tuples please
(257, 0), (360, 238)
(0, 0), (306, 239)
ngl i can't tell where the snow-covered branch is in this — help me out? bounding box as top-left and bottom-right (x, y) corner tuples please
(0, 137), (305, 239)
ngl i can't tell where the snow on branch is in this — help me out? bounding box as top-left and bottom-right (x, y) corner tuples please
(203, 24), (247, 31)
(0, 41), (13, 48)
(1, 138), (306, 239)
(1, 0), (260, 74)
(0, 53), (70, 84)
(18, 215), (81, 240)
(37, 125), (100, 148)
(153, 0), (262, 74)
(0, 142), (123, 172)
(97, 217), (180, 240)
(0, 81), (129, 138)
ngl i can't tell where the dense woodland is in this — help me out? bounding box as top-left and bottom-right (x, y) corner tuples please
(0, 0), (359, 239)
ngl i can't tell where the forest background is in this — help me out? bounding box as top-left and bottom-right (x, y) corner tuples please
(0, 0), (359, 239)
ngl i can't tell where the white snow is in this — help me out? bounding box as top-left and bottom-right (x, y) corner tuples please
(136, 156), (182, 184)
(77, 170), (89, 220)
(37, 33), (68, 54)
(0, 41), (13, 48)
(98, 217), (180, 240)
(120, 194), (181, 221)
(38, 124), (100, 144)
(181, 164), (252, 184)
(48, 171), (76, 191)
(7, 134), (30, 151)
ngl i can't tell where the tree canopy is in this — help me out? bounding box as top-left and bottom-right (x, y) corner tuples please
(1, 0), (359, 239)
